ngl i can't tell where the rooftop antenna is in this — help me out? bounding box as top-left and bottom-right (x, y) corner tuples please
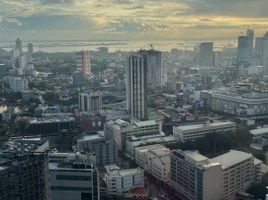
(144, 31), (154, 50)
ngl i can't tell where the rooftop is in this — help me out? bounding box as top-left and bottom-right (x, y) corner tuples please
(250, 128), (268, 136)
(175, 121), (235, 131)
(211, 150), (253, 170)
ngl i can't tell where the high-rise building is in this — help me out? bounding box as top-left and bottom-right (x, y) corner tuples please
(237, 36), (251, 66)
(28, 43), (34, 55)
(15, 38), (22, 53)
(255, 37), (265, 63)
(76, 51), (91, 79)
(49, 153), (99, 200)
(126, 54), (148, 120)
(137, 49), (162, 89)
(262, 33), (268, 76)
(199, 42), (214, 67)
(78, 92), (103, 112)
(0, 137), (49, 200)
(247, 29), (254, 57)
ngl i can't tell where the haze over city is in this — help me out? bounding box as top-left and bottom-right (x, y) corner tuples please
(0, 0), (268, 41)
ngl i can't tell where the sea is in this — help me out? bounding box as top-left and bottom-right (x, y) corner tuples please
(0, 39), (237, 53)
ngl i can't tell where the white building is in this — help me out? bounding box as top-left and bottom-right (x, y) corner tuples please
(134, 144), (167, 168)
(250, 127), (268, 150)
(173, 121), (236, 142)
(211, 150), (262, 200)
(170, 150), (262, 200)
(144, 148), (170, 183)
(104, 119), (160, 151)
(49, 153), (99, 200)
(104, 165), (144, 194)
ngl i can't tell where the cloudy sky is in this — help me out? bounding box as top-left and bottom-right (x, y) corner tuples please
(0, 0), (267, 41)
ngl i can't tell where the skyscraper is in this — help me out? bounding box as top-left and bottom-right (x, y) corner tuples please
(15, 38), (22, 53)
(199, 42), (214, 67)
(137, 49), (162, 90)
(28, 43), (34, 55)
(76, 51), (91, 79)
(255, 37), (264, 64)
(237, 36), (250, 65)
(247, 29), (254, 57)
(126, 54), (148, 120)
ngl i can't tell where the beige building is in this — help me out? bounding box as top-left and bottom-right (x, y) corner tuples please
(173, 121), (236, 142)
(144, 148), (171, 183)
(170, 150), (262, 200)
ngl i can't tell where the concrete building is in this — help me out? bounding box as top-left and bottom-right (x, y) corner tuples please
(201, 89), (268, 117)
(199, 42), (214, 67)
(49, 153), (99, 200)
(0, 137), (49, 200)
(237, 36), (250, 65)
(137, 49), (162, 89)
(247, 29), (254, 58)
(211, 150), (262, 200)
(73, 71), (85, 86)
(170, 149), (262, 200)
(78, 92), (103, 112)
(76, 50), (91, 79)
(104, 165), (144, 194)
(28, 43), (33, 55)
(134, 144), (168, 168)
(250, 127), (268, 150)
(126, 54), (148, 120)
(126, 132), (177, 156)
(255, 37), (265, 64)
(144, 148), (171, 183)
(77, 132), (118, 167)
(170, 150), (222, 200)
(173, 121), (236, 142)
(7, 76), (29, 92)
(104, 119), (160, 151)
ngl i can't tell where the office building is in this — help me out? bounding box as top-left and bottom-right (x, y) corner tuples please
(247, 29), (254, 58)
(255, 37), (264, 63)
(78, 92), (103, 112)
(76, 51), (91, 79)
(104, 165), (144, 194)
(73, 71), (85, 86)
(49, 153), (99, 200)
(77, 132), (118, 167)
(170, 150), (262, 200)
(250, 127), (268, 150)
(144, 148), (171, 183)
(126, 54), (148, 120)
(15, 38), (22, 53)
(134, 144), (167, 168)
(0, 137), (49, 200)
(173, 121), (236, 142)
(199, 42), (214, 67)
(28, 43), (33, 55)
(237, 36), (250, 66)
(170, 150), (222, 200)
(137, 49), (162, 89)
(104, 119), (160, 151)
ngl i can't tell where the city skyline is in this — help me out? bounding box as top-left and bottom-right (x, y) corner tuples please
(0, 0), (268, 41)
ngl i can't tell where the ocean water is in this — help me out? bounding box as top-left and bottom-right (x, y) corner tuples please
(1, 39), (236, 53)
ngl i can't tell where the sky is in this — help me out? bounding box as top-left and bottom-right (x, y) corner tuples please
(0, 0), (268, 41)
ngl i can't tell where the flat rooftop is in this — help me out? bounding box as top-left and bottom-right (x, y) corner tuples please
(211, 150), (253, 170)
(175, 121), (235, 131)
(250, 128), (268, 136)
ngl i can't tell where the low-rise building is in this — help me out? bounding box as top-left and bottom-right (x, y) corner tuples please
(250, 127), (268, 150)
(134, 144), (168, 168)
(104, 165), (144, 194)
(77, 131), (118, 167)
(144, 148), (171, 183)
(173, 121), (236, 142)
(104, 119), (160, 151)
(49, 153), (99, 200)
